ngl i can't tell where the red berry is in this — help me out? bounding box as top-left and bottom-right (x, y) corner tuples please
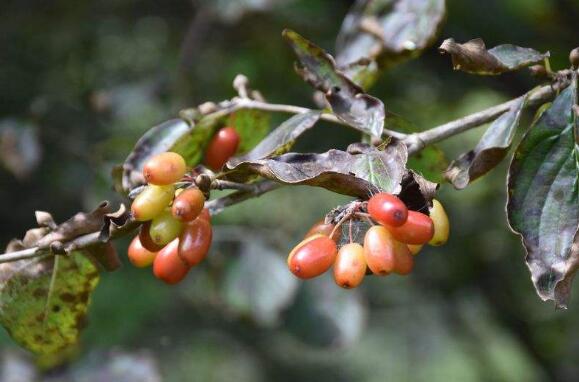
(387, 211), (434, 245)
(363, 226), (396, 275)
(287, 234), (337, 279)
(367, 193), (408, 227)
(153, 238), (190, 284)
(172, 188), (205, 221)
(198, 208), (211, 223)
(139, 221), (164, 252)
(128, 235), (157, 268)
(178, 217), (212, 266)
(393, 245), (414, 275)
(143, 152), (187, 186)
(203, 126), (240, 170)
(305, 220), (341, 242)
(333, 243), (366, 288)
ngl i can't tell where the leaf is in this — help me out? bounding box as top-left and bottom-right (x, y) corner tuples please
(282, 29), (385, 137)
(446, 96), (527, 189)
(222, 240), (299, 327)
(284, 274), (367, 347)
(507, 82), (578, 308)
(228, 111), (321, 166)
(227, 109), (271, 154)
(439, 38), (549, 75)
(384, 112), (448, 182)
(0, 253), (100, 355)
(335, 0), (446, 88)
(225, 141), (408, 198)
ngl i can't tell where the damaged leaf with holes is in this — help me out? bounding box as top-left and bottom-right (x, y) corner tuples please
(0, 253), (100, 355)
(335, 0), (446, 89)
(439, 38), (549, 75)
(283, 29), (385, 138)
(507, 81), (578, 308)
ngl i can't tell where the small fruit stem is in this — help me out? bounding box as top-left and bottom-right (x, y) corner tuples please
(349, 219), (353, 244)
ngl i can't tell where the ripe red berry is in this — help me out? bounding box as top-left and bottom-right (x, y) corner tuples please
(203, 126), (240, 170)
(139, 221), (164, 252)
(363, 226), (397, 275)
(172, 188), (205, 221)
(287, 234), (337, 279)
(178, 217), (212, 266)
(198, 208), (211, 223)
(333, 243), (366, 288)
(392, 244), (414, 275)
(387, 211), (434, 245)
(128, 235), (157, 268)
(367, 193), (408, 227)
(153, 238), (190, 284)
(305, 220), (341, 242)
(143, 152), (187, 186)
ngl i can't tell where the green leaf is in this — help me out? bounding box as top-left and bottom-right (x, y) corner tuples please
(227, 109), (271, 154)
(446, 96), (526, 189)
(226, 142), (408, 198)
(507, 82), (579, 308)
(0, 253), (100, 355)
(335, 0), (446, 88)
(439, 38), (549, 75)
(222, 240), (299, 327)
(284, 275), (367, 347)
(282, 29), (385, 137)
(228, 111), (321, 166)
(384, 112), (448, 182)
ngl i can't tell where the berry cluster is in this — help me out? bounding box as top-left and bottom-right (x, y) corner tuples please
(287, 193), (450, 288)
(127, 126), (241, 284)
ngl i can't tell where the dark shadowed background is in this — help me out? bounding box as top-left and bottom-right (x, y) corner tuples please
(0, 0), (578, 381)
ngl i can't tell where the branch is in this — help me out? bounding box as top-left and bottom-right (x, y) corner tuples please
(206, 180), (281, 214)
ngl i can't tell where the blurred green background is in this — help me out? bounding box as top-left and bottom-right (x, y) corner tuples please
(1, 0), (578, 381)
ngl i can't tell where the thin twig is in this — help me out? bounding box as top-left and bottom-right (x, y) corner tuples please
(211, 179), (255, 192)
(205, 180), (281, 215)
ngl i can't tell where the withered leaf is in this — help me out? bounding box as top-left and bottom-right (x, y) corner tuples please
(446, 96), (526, 189)
(282, 29), (385, 137)
(439, 38), (549, 75)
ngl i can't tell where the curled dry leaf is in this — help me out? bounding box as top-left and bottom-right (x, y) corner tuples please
(507, 82), (578, 308)
(282, 29), (385, 137)
(439, 38), (549, 75)
(446, 96), (527, 189)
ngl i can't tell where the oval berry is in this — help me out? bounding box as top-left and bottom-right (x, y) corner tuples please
(363, 226), (396, 275)
(388, 211), (434, 245)
(393, 244), (414, 275)
(428, 199), (449, 246)
(408, 244), (423, 256)
(287, 234), (337, 279)
(203, 126), (240, 171)
(143, 152), (187, 186)
(333, 243), (366, 288)
(149, 210), (183, 246)
(178, 217), (212, 266)
(172, 188), (205, 221)
(153, 238), (190, 284)
(128, 235), (157, 268)
(139, 221), (164, 252)
(305, 220), (341, 242)
(131, 184), (174, 222)
(367, 193), (408, 227)
(198, 208), (211, 223)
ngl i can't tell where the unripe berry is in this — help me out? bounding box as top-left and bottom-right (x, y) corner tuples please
(363, 225), (396, 275)
(139, 221), (164, 252)
(153, 238), (190, 284)
(149, 210), (183, 246)
(333, 243), (366, 288)
(408, 244), (423, 256)
(428, 199), (449, 246)
(178, 217), (212, 266)
(131, 184), (174, 221)
(128, 235), (157, 268)
(367, 193), (408, 227)
(387, 211), (434, 245)
(287, 234), (337, 279)
(172, 188), (205, 221)
(393, 244), (414, 275)
(305, 220), (341, 242)
(204, 126), (240, 170)
(143, 152), (187, 186)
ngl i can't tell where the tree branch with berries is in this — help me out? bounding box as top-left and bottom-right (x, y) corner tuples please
(1, 0), (578, 361)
